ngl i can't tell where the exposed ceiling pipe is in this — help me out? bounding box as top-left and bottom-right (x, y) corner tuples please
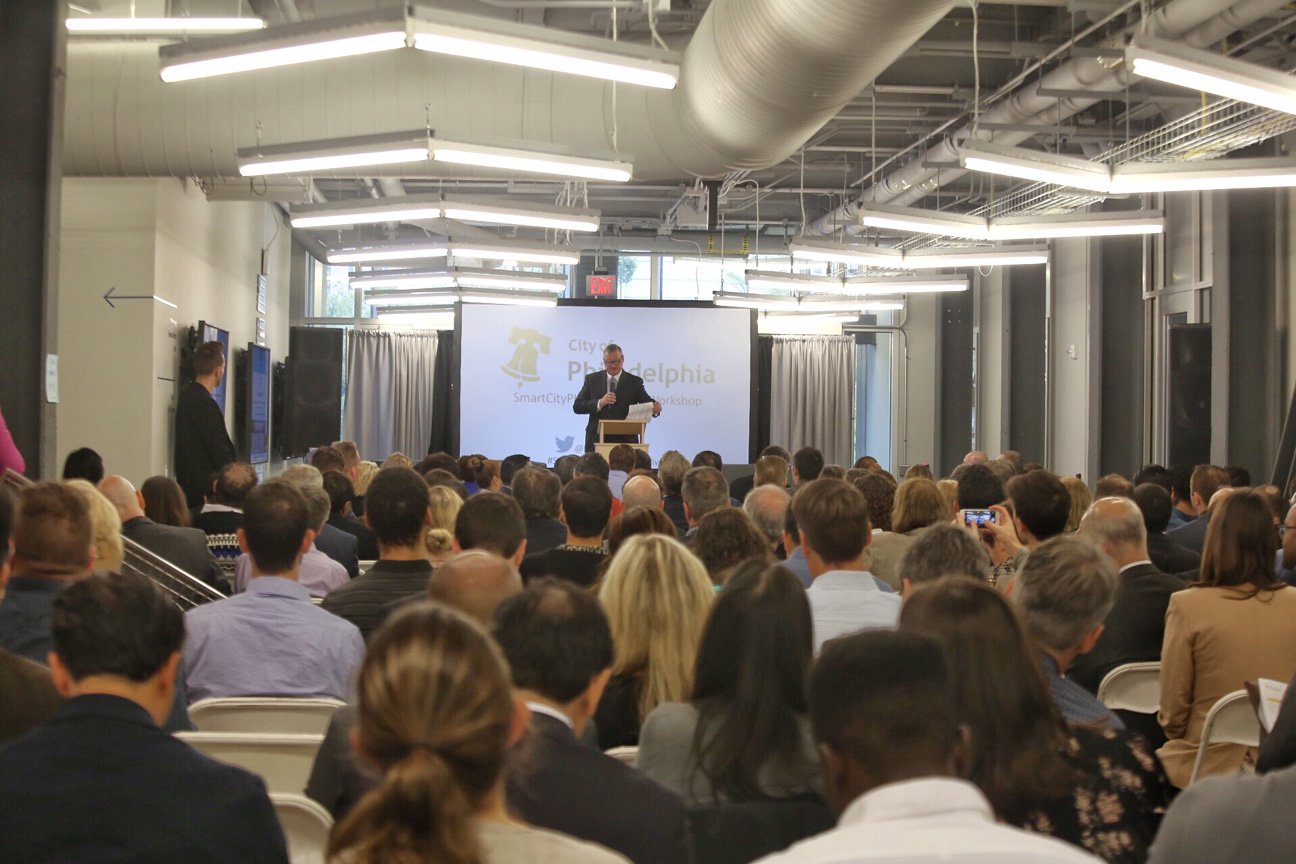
(807, 0), (1288, 234)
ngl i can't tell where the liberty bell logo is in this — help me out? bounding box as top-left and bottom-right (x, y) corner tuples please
(502, 327), (551, 383)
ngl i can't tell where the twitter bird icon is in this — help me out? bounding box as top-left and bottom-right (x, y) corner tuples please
(555, 436), (574, 453)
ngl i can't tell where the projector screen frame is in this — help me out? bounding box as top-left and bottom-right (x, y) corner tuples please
(449, 299), (758, 463)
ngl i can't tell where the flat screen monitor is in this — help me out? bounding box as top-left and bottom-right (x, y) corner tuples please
(243, 343), (271, 464)
(198, 321), (230, 415)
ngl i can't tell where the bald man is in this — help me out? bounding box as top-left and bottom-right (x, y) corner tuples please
(99, 476), (223, 589)
(1069, 496), (1187, 697)
(427, 551), (524, 626)
(620, 475), (663, 511)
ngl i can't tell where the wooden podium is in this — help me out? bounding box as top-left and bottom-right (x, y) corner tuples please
(595, 419), (649, 460)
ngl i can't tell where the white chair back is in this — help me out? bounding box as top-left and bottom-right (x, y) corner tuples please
(271, 793), (334, 864)
(1188, 690), (1261, 786)
(604, 745), (639, 766)
(1096, 662), (1161, 714)
(177, 731), (324, 795)
(189, 697), (345, 735)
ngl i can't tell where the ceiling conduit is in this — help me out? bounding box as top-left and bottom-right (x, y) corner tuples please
(61, 0), (957, 182)
(807, 0), (1288, 235)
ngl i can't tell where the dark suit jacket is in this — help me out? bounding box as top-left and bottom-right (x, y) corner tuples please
(0, 648), (60, 744)
(122, 516), (224, 588)
(192, 508), (243, 536)
(1147, 530), (1200, 575)
(327, 514), (378, 561)
(0, 694), (286, 864)
(174, 381), (237, 508)
(1167, 513), (1211, 557)
(729, 474), (755, 506)
(525, 517), (568, 557)
(506, 713), (691, 864)
(315, 522), (360, 579)
(573, 370), (655, 452)
(1070, 562), (1187, 694)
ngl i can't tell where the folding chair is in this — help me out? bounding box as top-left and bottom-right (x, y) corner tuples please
(271, 793), (334, 864)
(604, 746), (639, 767)
(177, 731), (324, 794)
(1097, 662), (1161, 714)
(1188, 690), (1261, 786)
(189, 697), (345, 735)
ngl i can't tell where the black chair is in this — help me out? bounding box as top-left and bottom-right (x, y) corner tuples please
(687, 796), (835, 864)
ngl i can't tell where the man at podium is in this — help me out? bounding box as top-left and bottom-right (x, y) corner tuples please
(573, 343), (662, 454)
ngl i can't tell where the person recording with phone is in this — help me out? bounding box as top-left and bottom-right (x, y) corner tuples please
(960, 470), (1072, 595)
(573, 344), (662, 455)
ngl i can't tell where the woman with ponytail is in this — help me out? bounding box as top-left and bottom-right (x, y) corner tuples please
(328, 603), (629, 864)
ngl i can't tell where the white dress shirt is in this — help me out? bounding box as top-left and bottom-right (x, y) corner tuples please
(805, 570), (902, 654)
(754, 777), (1102, 864)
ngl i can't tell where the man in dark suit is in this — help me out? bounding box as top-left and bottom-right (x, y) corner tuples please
(1166, 464), (1231, 557)
(496, 579), (690, 864)
(1070, 497), (1187, 744)
(512, 467), (567, 556)
(99, 475), (225, 589)
(572, 343), (662, 455)
(192, 461), (257, 536)
(0, 570), (287, 863)
(322, 470), (379, 560)
(1133, 483), (1200, 575)
(174, 341), (238, 509)
(280, 464), (359, 579)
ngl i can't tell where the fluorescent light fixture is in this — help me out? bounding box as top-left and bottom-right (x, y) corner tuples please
(329, 238), (578, 266)
(1110, 158), (1296, 193)
(351, 269), (457, 289)
(158, 9), (406, 82)
(1126, 34), (1296, 116)
(409, 8), (678, 89)
(846, 276), (968, 295)
(328, 243), (450, 265)
(987, 210), (1164, 240)
(430, 140), (632, 182)
(355, 266), (566, 293)
(712, 292), (903, 313)
(238, 131), (429, 177)
(367, 287), (562, 308)
(68, 17), (266, 34)
(744, 270), (845, 294)
(290, 195), (446, 229)
(788, 241), (903, 267)
(898, 246), (1050, 269)
(440, 200), (601, 233)
(959, 140), (1112, 193)
(858, 203), (990, 241)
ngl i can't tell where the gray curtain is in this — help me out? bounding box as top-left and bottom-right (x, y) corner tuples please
(769, 335), (855, 466)
(344, 330), (439, 462)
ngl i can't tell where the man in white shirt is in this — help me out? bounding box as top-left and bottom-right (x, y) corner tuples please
(791, 479), (901, 653)
(754, 631), (1101, 864)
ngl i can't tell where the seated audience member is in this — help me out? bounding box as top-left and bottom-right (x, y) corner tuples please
(470, 457), (504, 495)
(755, 629), (1102, 864)
(351, 459), (378, 518)
(681, 466), (730, 546)
(0, 483), (94, 662)
(1016, 536), (1123, 730)
(99, 475), (223, 588)
(281, 464), (360, 579)
(693, 450), (723, 470)
(608, 444), (636, 500)
(0, 571), (287, 864)
(380, 452), (412, 470)
(730, 446), (790, 505)
(634, 450), (651, 471)
(640, 562), (822, 804)
(1165, 464), (1231, 555)
(322, 471), (379, 560)
(791, 447), (824, 486)
(325, 604), (626, 864)
(988, 458), (1016, 485)
(866, 477), (946, 591)
(595, 534), (714, 749)
(0, 489), (61, 742)
(61, 447), (104, 485)
(819, 465), (846, 481)
(1094, 473), (1135, 499)
(900, 581), (1171, 864)
(1165, 466), (1197, 530)
(854, 455), (881, 471)
(1225, 464), (1251, 488)
(936, 478), (959, 521)
(310, 445), (347, 476)
(621, 474), (664, 512)
(497, 580), (689, 864)
(743, 484), (790, 558)
(499, 453), (530, 495)
(140, 475), (192, 527)
(332, 439), (362, 478)
(424, 467), (469, 502)
(1061, 476), (1093, 533)
(323, 468), (436, 640)
(1133, 482), (1201, 574)
(605, 507), (679, 561)
(191, 461), (257, 535)
(306, 550), (522, 822)
(64, 479), (124, 573)
(554, 453), (579, 486)
(982, 469), (1071, 592)
(1069, 497), (1186, 696)
(793, 479), (900, 653)
(954, 463), (1004, 514)
(904, 463), (934, 481)
(1133, 464), (1173, 493)
(852, 472), (896, 534)
(233, 485), (348, 598)
(575, 451), (612, 483)
(417, 451), (461, 478)
(511, 467), (566, 556)
(896, 522), (991, 597)
(998, 450), (1026, 475)
(458, 454), (488, 494)
(1157, 490), (1296, 788)
(1147, 763), (1296, 864)
(520, 477), (610, 587)
(693, 508), (772, 587)
(658, 450), (691, 535)
(780, 500), (812, 588)
(425, 485), (462, 565)
(453, 490), (528, 566)
(963, 449), (990, 465)
(184, 482), (364, 702)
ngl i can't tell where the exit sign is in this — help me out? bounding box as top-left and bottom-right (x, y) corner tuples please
(587, 273), (616, 296)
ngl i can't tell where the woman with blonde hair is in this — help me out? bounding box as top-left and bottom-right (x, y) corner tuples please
(1061, 476), (1092, 533)
(867, 477), (947, 591)
(425, 485), (464, 565)
(63, 479), (124, 573)
(327, 603), (625, 864)
(595, 533), (714, 749)
(351, 460), (379, 517)
(936, 478), (959, 522)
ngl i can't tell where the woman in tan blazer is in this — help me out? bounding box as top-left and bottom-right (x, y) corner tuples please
(1158, 489), (1296, 787)
(866, 478), (946, 591)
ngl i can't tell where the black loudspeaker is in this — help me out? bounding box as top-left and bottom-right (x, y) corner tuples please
(283, 327), (343, 457)
(1167, 323), (1211, 471)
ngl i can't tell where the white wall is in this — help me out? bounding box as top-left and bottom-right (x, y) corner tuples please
(56, 178), (292, 485)
(1049, 237), (1100, 482)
